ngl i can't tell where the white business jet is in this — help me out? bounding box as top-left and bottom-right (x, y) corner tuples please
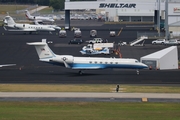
(0, 64), (16, 67)
(27, 39), (148, 75)
(34, 21), (61, 30)
(25, 10), (54, 23)
(3, 16), (56, 34)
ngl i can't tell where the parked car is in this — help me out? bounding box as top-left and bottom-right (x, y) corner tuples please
(110, 31), (116, 37)
(118, 41), (127, 46)
(90, 30), (97, 37)
(69, 38), (83, 44)
(164, 39), (180, 45)
(88, 38), (105, 44)
(152, 39), (165, 44)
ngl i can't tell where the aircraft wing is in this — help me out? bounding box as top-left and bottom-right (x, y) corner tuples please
(71, 66), (102, 69)
(0, 64), (16, 67)
(62, 60), (102, 69)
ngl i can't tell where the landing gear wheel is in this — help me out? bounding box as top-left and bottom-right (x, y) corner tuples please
(78, 71), (83, 75)
(136, 70), (139, 75)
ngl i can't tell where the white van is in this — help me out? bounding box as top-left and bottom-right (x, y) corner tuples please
(59, 30), (67, 38)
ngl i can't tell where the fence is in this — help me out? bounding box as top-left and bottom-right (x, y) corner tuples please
(137, 31), (165, 39)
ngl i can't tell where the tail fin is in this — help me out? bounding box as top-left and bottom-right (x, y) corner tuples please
(25, 10), (32, 19)
(27, 39), (56, 59)
(3, 16), (15, 26)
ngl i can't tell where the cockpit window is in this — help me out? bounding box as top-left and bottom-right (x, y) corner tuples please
(135, 60), (139, 63)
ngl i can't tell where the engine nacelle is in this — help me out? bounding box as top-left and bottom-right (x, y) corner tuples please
(50, 55), (74, 63)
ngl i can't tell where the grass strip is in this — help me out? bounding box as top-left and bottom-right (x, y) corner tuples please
(0, 5), (28, 14)
(0, 102), (180, 120)
(0, 84), (180, 93)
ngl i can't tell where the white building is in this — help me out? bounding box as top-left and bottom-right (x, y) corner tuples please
(98, 0), (156, 22)
(140, 46), (178, 70)
(65, 0), (180, 36)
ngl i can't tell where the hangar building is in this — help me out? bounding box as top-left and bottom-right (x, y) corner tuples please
(140, 46), (178, 70)
(65, 0), (180, 39)
(97, 0), (157, 22)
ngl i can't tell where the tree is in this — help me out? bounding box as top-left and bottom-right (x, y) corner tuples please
(49, 0), (64, 11)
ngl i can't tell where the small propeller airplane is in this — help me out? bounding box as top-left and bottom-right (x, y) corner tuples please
(25, 10), (54, 23)
(27, 39), (148, 75)
(3, 16), (56, 34)
(80, 47), (110, 55)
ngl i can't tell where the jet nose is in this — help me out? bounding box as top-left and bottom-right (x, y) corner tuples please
(142, 63), (148, 68)
(49, 28), (55, 31)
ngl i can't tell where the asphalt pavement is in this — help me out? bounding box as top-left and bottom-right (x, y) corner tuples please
(0, 21), (180, 84)
(0, 92), (180, 102)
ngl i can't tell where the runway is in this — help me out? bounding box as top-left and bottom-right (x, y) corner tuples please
(0, 92), (180, 102)
(0, 20), (180, 84)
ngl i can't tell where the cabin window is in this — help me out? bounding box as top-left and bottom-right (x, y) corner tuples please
(95, 61), (97, 64)
(23, 24), (25, 27)
(100, 62), (102, 64)
(89, 61), (92, 64)
(110, 62), (113, 64)
(115, 62), (118, 64)
(105, 62), (108, 64)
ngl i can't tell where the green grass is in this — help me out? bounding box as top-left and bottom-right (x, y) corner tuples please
(39, 7), (54, 14)
(0, 84), (180, 93)
(0, 5), (28, 14)
(0, 102), (180, 120)
(0, 4), (55, 15)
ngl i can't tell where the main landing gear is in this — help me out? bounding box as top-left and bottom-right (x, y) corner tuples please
(136, 69), (139, 75)
(78, 70), (83, 75)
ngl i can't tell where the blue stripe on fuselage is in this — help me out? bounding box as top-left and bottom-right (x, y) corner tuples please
(71, 63), (146, 69)
(44, 61), (146, 69)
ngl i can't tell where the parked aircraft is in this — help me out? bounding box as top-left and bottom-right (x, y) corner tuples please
(34, 21), (61, 30)
(3, 16), (56, 34)
(27, 39), (148, 75)
(25, 10), (54, 23)
(0, 64), (16, 67)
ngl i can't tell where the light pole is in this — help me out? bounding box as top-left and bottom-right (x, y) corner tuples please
(165, 0), (169, 40)
(15, 0), (17, 12)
